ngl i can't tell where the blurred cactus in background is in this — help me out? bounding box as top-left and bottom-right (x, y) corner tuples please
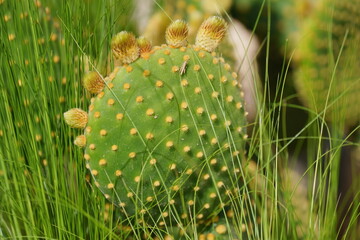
(294, 0), (360, 238)
(295, 0), (360, 128)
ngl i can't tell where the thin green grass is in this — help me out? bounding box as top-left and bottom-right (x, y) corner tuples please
(0, 0), (133, 239)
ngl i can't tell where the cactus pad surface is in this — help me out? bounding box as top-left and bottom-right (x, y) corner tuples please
(65, 17), (248, 229)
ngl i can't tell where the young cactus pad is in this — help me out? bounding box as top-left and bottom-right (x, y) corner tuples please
(65, 16), (248, 226)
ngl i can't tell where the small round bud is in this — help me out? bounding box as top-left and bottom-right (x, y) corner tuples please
(111, 31), (140, 64)
(137, 36), (152, 54)
(64, 108), (88, 128)
(74, 135), (86, 147)
(165, 20), (189, 48)
(195, 16), (227, 52)
(82, 71), (104, 94)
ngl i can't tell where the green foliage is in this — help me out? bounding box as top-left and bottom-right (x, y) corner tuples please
(0, 0), (134, 239)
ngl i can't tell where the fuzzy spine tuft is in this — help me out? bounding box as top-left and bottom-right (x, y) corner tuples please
(111, 31), (140, 64)
(64, 108), (88, 129)
(74, 135), (87, 147)
(165, 19), (189, 47)
(137, 36), (152, 55)
(82, 71), (104, 94)
(195, 16), (227, 52)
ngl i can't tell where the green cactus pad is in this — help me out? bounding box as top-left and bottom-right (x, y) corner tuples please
(84, 44), (247, 225)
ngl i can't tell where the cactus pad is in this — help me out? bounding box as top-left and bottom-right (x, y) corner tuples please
(65, 17), (248, 228)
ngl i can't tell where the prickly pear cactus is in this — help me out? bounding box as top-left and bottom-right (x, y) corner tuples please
(65, 16), (248, 232)
(295, 0), (360, 127)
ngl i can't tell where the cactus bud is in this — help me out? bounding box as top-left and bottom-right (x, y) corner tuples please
(74, 135), (87, 147)
(165, 19), (189, 48)
(82, 71), (104, 94)
(137, 36), (152, 55)
(111, 31), (140, 64)
(195, 16), (227, 52)
(64, 108), (88, 128)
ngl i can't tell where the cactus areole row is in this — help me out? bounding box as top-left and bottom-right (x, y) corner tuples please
(64, 16), (248, 227)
